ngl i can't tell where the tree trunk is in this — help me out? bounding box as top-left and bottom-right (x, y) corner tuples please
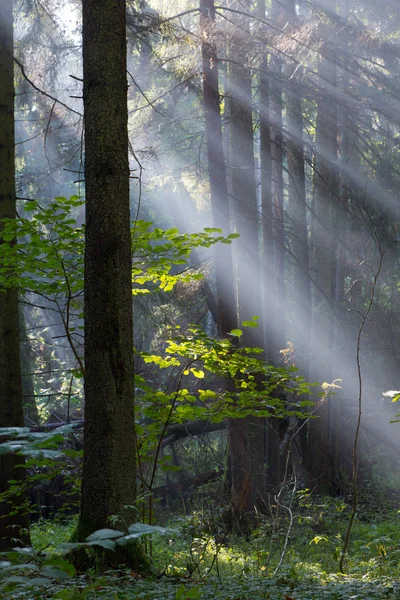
(330, 0), (351, 487)
(308, 23), (338, 492)
(73, 0), (146, 570)
(258, 0), (281, 495)
(0, 0), (31, 551)
(201, 0), (256, 522)
(284, 3), (312, 380)
(258, 0), (274, 360)
(270, 0), (286, 356)
(283, 0), (312, 484)
(228, 0), (266, 515)
(19, 304), (39, 425)
(200, 0), (236, 337)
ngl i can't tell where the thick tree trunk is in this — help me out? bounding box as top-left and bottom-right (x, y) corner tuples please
(0, 0), (30, 551)
(74, 0), (146, 570)
(0, 0), (31, 551)
(228, 6), (263, 348)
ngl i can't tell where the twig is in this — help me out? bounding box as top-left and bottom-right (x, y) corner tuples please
(127, 70), (165, 116)
(14, 57), (82, 117)
(273, 479), (296, 576)
(66, 374), (74, 424)
(339, 248), (385, 572)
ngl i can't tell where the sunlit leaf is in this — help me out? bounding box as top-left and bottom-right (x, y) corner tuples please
(230, 329), (243, 337)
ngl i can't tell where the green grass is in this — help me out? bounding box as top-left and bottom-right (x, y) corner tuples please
(31, 518), (77, 555)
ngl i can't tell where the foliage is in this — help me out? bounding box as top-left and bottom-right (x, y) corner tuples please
(0, 424), (81, 460)
(136, 324), (315, 492)
(0, 523), (170, 597)
(1, 502), (399, 599)
(4, 0), (400, 596)
(0, 197), (317, 506)
(382, 390), (400, 423)
(0, 196), (239, 300)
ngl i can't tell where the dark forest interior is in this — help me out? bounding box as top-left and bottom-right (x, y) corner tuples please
(0, 0), (399, 598)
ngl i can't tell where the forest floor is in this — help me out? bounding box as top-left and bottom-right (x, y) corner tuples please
(3, 494), (400, 599)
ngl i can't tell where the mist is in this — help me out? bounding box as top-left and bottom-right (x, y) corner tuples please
(9, 0), (400, 493)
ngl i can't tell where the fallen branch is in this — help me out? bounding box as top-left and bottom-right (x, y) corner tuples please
(152, 470), (220, 501)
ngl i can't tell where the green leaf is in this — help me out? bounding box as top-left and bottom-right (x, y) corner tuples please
(190, 368), (205, 378)
(87, 539), (116, 550)
(86, 529), (124, 541)
(127, 523), (170, 535)
(24, 201), (38, 211)
(241, 320), (259, 328)
(58, 542), (86, 554)
(230, 329), (243, 338)
(2, 233), (15, 242)
(310, 535), (328, 545)
(383, 390), (400, 402)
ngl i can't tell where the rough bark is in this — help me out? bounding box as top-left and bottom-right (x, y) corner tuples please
(257, 0), (292, 496)
(0, 0), (31, 551)
(73, 0), (147, 571)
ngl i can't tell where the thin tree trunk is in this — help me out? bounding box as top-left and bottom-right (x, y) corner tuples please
(283, 0), (312, 480)
(258, 0), (274, 360)
(308, 22), (338, 492)
(200, 0), (236, 336)
(285, 3), (312, 381)
(270, 0), (286, 357)
(227, 0), (266, 516)
(330, 0), (350, 487)
(201, 0), (257, 522)
(263, 0), (289, 494)
(258, 0), (281, 495)
(19, 304), (39, 425)
(0, 0), (31, 550)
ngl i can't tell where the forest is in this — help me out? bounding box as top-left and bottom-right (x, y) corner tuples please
(0, 0), (399, 598)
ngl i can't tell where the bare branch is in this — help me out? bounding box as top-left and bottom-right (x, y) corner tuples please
(14, 57), (83, 117)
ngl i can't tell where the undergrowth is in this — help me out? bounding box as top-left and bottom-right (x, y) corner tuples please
(2, 495), (400, 599)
